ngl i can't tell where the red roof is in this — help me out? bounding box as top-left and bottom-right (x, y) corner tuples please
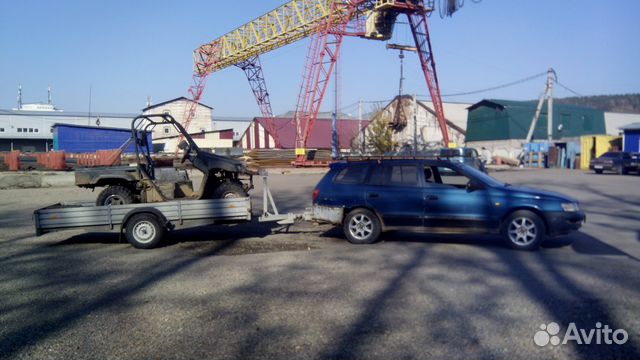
(255, 117), (369, 149)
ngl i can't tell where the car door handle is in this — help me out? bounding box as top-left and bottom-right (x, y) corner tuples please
(369, 193), (379, 198)
(425, 195), (438, 201)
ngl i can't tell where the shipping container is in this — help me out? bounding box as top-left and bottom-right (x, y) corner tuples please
(53, 123), (152, 153)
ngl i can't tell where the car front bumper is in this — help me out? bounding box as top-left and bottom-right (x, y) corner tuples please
(546, 211), (586, 236)
(589, 163), (615, 171)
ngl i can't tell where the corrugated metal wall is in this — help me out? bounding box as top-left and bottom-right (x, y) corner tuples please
(53, 125), (152, 153)
(624, 130), (640, 152)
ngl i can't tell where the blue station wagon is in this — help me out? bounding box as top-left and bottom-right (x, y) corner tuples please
(312, 158), (585, 250)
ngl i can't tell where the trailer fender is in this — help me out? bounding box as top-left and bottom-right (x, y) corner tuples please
(119, 208), (173, 242)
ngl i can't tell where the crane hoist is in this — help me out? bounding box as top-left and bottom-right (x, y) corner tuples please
(182, 0), (453, 164)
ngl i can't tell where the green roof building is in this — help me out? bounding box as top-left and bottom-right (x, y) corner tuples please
(466, 99), (606, 142)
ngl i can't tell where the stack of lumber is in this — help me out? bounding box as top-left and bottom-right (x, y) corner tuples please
(242, 149), (332, 168)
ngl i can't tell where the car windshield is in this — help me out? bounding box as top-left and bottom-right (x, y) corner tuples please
(601, 152), (619, 158)
(454, 163), (505, 187)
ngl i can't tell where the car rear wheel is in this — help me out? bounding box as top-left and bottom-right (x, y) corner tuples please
(501, 210), (545, 251)
(343, 208), (381, 244)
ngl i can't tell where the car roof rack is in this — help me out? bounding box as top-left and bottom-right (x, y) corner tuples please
(339, 155), (445, 162)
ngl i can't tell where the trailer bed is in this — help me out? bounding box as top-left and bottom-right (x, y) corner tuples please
(34, 197), (252, 236)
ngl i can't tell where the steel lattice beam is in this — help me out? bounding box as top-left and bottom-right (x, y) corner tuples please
(235, 56), (281, 148)
(407, 8), (450, 146)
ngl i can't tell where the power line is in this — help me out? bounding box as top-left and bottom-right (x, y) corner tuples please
(433, 72), (547, 98)
(555, 80), (583, 97)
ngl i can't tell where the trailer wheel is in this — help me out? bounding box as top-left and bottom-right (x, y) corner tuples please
(125, 213), (165, 249)
(97, 185), (134, 206)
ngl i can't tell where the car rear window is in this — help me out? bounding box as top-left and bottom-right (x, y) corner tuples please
(334, 164), (369, 184)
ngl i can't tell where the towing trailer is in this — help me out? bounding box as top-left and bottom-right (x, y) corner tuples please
(34, 171), (301, 249)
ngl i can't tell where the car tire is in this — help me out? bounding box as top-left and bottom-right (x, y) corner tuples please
(212, 181), (248, 199)
(96, 185), (134, 206)
(501, 210), (546, 251)
(594, 169), (603, 174)
(125, 213), (165, 249)
(343, 208), (381, 244)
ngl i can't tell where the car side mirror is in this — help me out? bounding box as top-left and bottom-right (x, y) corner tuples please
(466, 181), (483, 192)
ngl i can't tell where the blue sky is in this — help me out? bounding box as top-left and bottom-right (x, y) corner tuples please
(0, 0), (638, 117)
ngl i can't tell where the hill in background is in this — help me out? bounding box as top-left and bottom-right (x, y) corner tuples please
(554, 94), (640, 113)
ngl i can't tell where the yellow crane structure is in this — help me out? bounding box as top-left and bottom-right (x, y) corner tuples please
(181, 0), (457, 164)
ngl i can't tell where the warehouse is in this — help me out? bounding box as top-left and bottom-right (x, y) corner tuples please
(153, 128), (235, 153)
(465, 99), (608, 160)
(52, 123), (151, 153)
(142, 97), (213, 150)
(239, 117), (366, 150)
(0, 108), (136, 152)
(355, 95), (468, 152)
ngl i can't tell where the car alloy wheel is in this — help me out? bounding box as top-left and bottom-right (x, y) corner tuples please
(348, 214), (373, 241)
(507, 217), (537, 246)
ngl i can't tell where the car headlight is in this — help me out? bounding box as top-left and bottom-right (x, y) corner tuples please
(561, 202), (579, 212)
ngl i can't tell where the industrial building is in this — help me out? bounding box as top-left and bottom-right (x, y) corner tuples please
(465, 99), (610, 160)
(355, 96), (468, 152)
(154, 129), (235, 152)
(142, 97), (213, 151)
(0, 109), (136, 152)
(239, 117), (366, 150)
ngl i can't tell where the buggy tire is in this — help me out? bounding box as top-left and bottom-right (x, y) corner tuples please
(343, 208), (382, 244)
(125, 213), (165, 249)
(96, 185), (134, 206)
(212, 181), (248, 199)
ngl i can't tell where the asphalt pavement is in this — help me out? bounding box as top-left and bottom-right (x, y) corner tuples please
(0, 169), (638, 359)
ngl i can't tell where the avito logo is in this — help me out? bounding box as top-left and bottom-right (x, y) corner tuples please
(534, 322), (628, 347)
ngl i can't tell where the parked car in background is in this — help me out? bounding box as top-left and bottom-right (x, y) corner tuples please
(631, 152), (640, 174)
(312, 158), (585, 250)
(439, 147), (487, 173)
(589, 151), (634, 175)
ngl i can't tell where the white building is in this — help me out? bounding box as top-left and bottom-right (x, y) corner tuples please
(142, 97), (213, 151)
(359, 95), (468, 151)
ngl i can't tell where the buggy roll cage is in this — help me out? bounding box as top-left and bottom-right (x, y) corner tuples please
(129, 113), (198, 180)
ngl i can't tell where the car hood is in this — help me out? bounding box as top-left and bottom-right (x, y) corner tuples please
(501, 185), (576, 203)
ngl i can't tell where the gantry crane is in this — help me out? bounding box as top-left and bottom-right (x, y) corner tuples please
(181, 0), (453, 164)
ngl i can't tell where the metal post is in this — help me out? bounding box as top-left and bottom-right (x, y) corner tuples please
(413, 94), (418, 155)
(547, 68), (554, 142)
(358, 99), (364, 153)
(331, 53), (339, 159)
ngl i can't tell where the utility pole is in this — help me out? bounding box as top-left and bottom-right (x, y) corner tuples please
(547, 69), (554, 142)
(525, 68), (556, 143)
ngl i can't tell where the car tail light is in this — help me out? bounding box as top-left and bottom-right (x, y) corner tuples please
(312, 188), (320, 203)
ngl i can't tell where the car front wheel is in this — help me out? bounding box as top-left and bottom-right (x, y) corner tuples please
(501, 210), (545, 251)
(343, 208), (381, 244)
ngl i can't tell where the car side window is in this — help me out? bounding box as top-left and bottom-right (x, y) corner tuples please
(435, 166), (472, 188)
(368, 164), (419, 187)
(334, 164), (369, 184)
(388, 165), (418, 187)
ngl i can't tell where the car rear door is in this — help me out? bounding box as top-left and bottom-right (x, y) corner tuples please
(364, 162), (423, 227)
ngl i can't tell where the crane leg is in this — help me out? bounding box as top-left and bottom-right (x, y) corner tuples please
(407, 11), (450, 147)
(293, 2), (358, 166)
(236, 55), (280, 148)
